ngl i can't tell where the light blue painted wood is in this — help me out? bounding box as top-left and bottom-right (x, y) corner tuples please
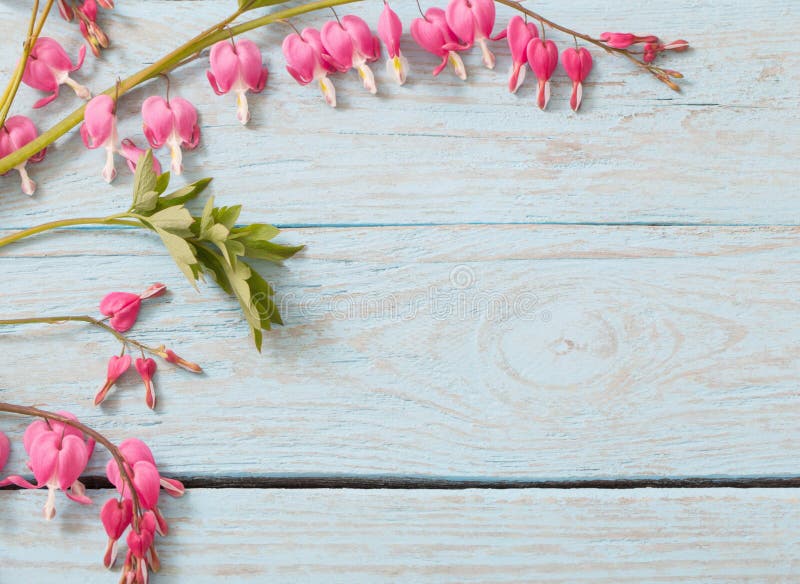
(1, 225), (798, 479)
(2, 488), (799, 582)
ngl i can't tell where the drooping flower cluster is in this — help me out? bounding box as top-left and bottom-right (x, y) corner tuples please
(0, 410), (183, 583)
(102, 438), (184, 581)
(283, 2), (408, 106)
(92, 283), (202, 409)
(57, 0), (114, 56)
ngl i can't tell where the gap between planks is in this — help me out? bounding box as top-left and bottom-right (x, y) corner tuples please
(4, 476), (800, 491)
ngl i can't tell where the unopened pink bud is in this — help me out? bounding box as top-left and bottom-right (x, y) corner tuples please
(140, 283), (167, 300)
(135, 357), (157, 409)
(162, 349), (203, 373)
(95, 354), (131, 405)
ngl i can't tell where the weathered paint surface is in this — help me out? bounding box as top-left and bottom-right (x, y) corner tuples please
(0, 0), (797, 581)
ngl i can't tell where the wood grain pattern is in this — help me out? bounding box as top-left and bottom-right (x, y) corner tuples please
(2, 488), (799, 582)
(0, 1), (797, 226)
(2, 224), (798, 479)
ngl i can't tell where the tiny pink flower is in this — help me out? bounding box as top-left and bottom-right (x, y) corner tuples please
(76, 0), (109, 56)
(282, 28), (338, 107)
(207, 38), (268, 125)
(378, 2), (409, 85)
(135, 357), (158, 410)
(0, 412), (94, 519)
(445, 0), (498, 69)
(100, 497), (133, 568)
(120, 138), (163, 175)
(411, 7), (468, 80)
(321, 15), (381, 94)
(0, 431), (9, 472)
(95, 354), (132, 406)
(505, 15), (538, 93)
(141, 96), (201, 175)
(81, 94), (119, 182)
(22, 37), (90, 108)
(0, 115), (46, 196)
(599, 32), (659, 49)
(562, 47), (593, 112)
(527, 38), (559, 110)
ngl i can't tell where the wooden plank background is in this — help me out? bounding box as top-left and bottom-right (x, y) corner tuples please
(1, 0), (798, 581)
(3, 489), (800, 582)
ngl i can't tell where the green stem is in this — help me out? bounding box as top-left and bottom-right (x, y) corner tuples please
(0, 0), (364, 176)
(0, 314), (162, 355)
(0, 216), (138, 248)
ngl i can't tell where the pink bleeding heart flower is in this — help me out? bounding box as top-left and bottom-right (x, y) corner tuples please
(95, 354), (132, 406)
(561, 47), (593, 112)
(141, 95), (201, 175)
(207, 38), (268, 125)
(505, 15), (538, 93)
(0, 412), (94, 519)
(100, 497), (133, 568)
(100, 292), (141, 332)
(321, 15), (381, 94)
(120, 138), (163, 175)
(445, 0), (499, 69)
(135, 357), (158, 410)
(81, 94), (119, 182)
(107, 438), (185, 540)
(599, 32), (659, 49)
(99, 283), (167, 332)
(282, 28), (338, 107)
(123, 510), (160, 583)
(411, 7), (468, 80)
(0, 115), (47, 196)
(0, 431), (9, 471)
(527, 38), (559, 110)
(76, 0), (109, 56)
(22, 37), (90, 108)
(378, 2), (409, 85)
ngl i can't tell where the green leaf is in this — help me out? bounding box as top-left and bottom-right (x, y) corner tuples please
(200, 196), (215, 236)
(154, 171), (171, 195)
(244, 241), (304, 263)
(230, 223), (280, 242)
(148, 206), (195, 233)
(238, 0), (288, 12)
(156, 177), (212, 210)
(155, 227), (198, 287)
(212, 205), (241, 230)
(131, 150), (158, 210)
(131, 190), (160, 214)
(195, 245), (233, 295)
(247, 267), (282, 327)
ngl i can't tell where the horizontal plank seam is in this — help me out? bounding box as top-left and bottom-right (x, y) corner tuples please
(4, 222), (800, 231)
(4, 477), (800, 490)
